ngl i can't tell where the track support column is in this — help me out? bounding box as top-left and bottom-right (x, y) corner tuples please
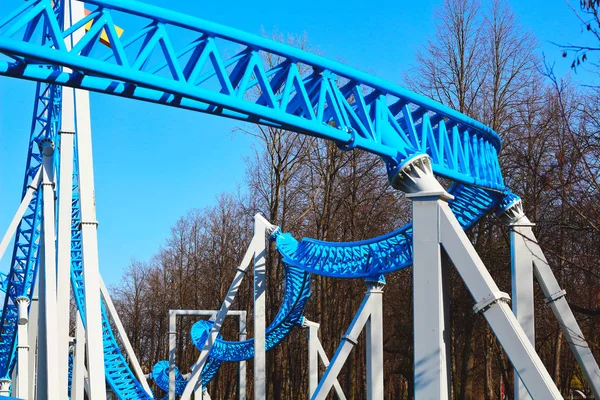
(0, 378), (10, 396)
(393, 154), (452, 400)
(500, 196), (600, 399)
(16, 296), (30, 400)
(302, 319), (347, 399)
(37, 138), (59, 400)
(390, 154), (562, 400)
(72, 312), (86, 400)
(498, 199), (535, 400)
(238, 313), (247, 400)
(27, 280), (38, 399)
(253, 214), (268, 400)
(311, 279), (382, 400)
(366, 278), (385, 400)
(74, 86), (107, 400)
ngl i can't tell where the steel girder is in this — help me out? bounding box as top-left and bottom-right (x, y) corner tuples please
(0, 0), (63, 375)
(67, 114), (153, 399)
(0, 0), (517, 397)
(0, 0), (504, 192)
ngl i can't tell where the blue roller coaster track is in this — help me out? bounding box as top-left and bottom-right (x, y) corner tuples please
(0, 0), (514, 398)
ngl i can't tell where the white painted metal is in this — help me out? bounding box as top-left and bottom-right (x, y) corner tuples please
(437, 202), (562, 399)
(511, 221), (535, 400)
(169, 310), (177, 400)
(56, 4), (78, 397)
(238, 314), (247, 400)
(0, 168), (42, 263)
(16, 296), (30, 400)
(395, 154), (562, 399)
(56, 120), (75, 400)
(27, 280), (38, 400)
(315, 340), (346, 399)
(73, 83), (107, 400)
(302, 319), (346, 400)
(365, 280), (384, 400)
(514, 216), (600, 399)
(409, 193), (450, 400)
(171, 309), (247, 400)
(181, 226), (259, 398)
(37, 141), (59, 399)
(0, 378), (11, 396)
(311, 289), (375, 400)
(253, 214), (267, 400)
(99, 278), (153, 396)
(306, 319), (319, 396)
(72, 312), (86, 400)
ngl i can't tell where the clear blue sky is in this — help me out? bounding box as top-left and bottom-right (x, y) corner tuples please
(0, 0), (595, 286)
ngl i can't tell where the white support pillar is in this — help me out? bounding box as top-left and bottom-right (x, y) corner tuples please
(72, 312), (86, 400)
(410, 188), (451, 400)
(498, 200), (535, 400)
(253, 214), (267, 400)
(73, 85), (107, 400)
(365, 279), (385, 400)
(302, 319), (346, 400)
(181, 215), (270, 399)
(391, 154), (562, 400)
(238, 314), (247, 400)
(28, 280), (38, 400)
(311, 287), (376, 400)
(16, 296), (30, 400)
(37, 139), (59, 400)
(306, 320), (319, 396)
(168, 310), (177, 400)
(0, 169), (42, 263)
(56, 117), (75, 400)
(0, 378), (11, 396)
(500, 198), (600, 399)
(56, 2), (78, 396)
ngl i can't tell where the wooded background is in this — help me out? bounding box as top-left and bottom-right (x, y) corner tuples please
(112, 0), (600, 398)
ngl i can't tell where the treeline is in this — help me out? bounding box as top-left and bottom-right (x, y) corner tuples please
(111, 0), (600, 398)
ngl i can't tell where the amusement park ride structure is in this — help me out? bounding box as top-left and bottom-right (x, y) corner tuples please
(0, 0), (598, 399)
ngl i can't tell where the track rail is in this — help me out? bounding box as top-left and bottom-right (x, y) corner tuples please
(0, 0), (511, 397)
(0, 0), (504, 191)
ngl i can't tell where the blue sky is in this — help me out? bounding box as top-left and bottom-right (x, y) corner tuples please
(0, 0), (596, 286)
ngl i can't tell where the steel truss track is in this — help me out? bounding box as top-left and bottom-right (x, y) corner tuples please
(0, 0), (517, 398)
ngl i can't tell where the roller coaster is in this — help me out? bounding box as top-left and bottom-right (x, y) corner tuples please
(0, 0), (598, 399)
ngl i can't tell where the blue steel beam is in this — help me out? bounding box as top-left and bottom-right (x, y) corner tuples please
(67, 134), (153, 399)
(0, 0), (517, 397)
(0, 0), (64, 376)
(0, 0), (505, 191)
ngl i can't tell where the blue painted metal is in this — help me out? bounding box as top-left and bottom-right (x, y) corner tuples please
(0, 0), (523, 398)
(151, 244), (311, 393)
(0, 0), (504, 192)
(67, 126), (153, 399)
(277, 184), (500, 279)
(0, 0), (64, 377)
(151, 321), (223, 396)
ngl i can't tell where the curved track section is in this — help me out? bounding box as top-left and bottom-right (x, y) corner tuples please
(0, 0), (504, 192)
(151, 249), (310, 394)
(277, 184), (499, 278)
(151, 322), (223, 396)
(0, 0), (513, 397)
(203, 252), (311, 362)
